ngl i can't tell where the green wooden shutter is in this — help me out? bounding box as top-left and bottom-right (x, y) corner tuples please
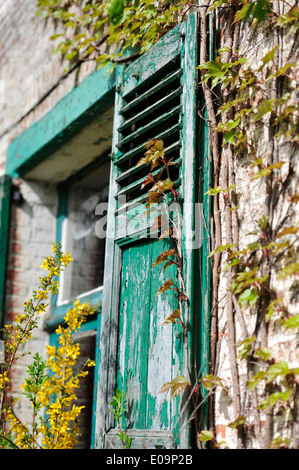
(95, 13), (200, 449)
(0, 175), (11, 329)
(114, 57), (183, 214)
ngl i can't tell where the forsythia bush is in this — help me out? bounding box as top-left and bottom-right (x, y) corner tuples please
(0, 243), (95, 449)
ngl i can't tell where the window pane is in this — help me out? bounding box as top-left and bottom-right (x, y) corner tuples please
(61, 160), (110, 301)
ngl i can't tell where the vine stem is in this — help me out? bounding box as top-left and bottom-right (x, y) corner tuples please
(220, 5), (246, 448)
(199, 5), (222, 444)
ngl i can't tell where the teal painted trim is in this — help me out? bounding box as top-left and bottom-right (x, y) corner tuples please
(179, 12), (199, 449)
(0, 175), (11, 332)
(50, 185), (68, 311)
(197, 103), (211, 432)
(6, 66), (118, 178)
(197, 10), (214, 433)
(91, 310), (102, 449)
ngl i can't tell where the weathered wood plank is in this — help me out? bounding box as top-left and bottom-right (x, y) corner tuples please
(179, 11), (199, 449)
(94, 69), (125, 449)
(116, 240), (152, 429)
(146, 238), (178, 431)
(105, 429), (173, 449)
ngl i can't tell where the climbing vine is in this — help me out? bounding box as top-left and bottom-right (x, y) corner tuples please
(197, 0), (299, 449)
(36, 0), (299, 449)
(36, 0), (188, 68)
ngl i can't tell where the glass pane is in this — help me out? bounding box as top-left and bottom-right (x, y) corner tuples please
(61, 159), (110, 302)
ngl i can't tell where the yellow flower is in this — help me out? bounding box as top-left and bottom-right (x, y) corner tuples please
(35, 289), (48, 300)
(50, 280), (59, 294)
(46, 345), (57, 358)
(60, 251), (73, 267)
(0, 371), (10, 388)
(40, 258), (49, 270)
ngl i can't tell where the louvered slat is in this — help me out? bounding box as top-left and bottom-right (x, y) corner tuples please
(115, 141), (182, 184)
(115, 156), (182, 198)
(120, 68), (182, 115)
(115, 57), (183, 209)
(118, 88), (182, 133)
(116, 105), (181, 149)
(114, 122), (182, 167)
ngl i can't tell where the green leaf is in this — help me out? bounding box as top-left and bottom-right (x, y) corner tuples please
(238, 288), (259, 308)
(259, 390), (291, 410)
(237, 336), (256, 359)
(277, 262), (299, 279)
(228, 415), (247, 429)
(253, 100), (274, 121)
(208, 243), (236, 258)
(265, 62), (297, 82)
(255, 347), (271, 361)
(199, 374), (226, 391)
(276, 225), (299, 239)
(253, 0), (272, 22)
(226, 119), (241, 131)
(223, 258), (240, 272)
(281, 315), (299, 330)
(150, 178), (173, 195)
(205, 183), (238, 196)
(198, 430), (213, 442)
(205, 186), (223, 196)
(66, 51), (78, 60)
(265, 361), (290, 383)
(246, 370), (266, 390)
(234, 2), (254, 22)
(268, 436), (291, 449)
(108, 0), (124, 24)
(258, 45), (279, 71)
(197, 61), (231, 89)
(223, 129), (236, 145)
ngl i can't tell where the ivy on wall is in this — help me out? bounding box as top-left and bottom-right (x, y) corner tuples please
(36, 0), (299, 449)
